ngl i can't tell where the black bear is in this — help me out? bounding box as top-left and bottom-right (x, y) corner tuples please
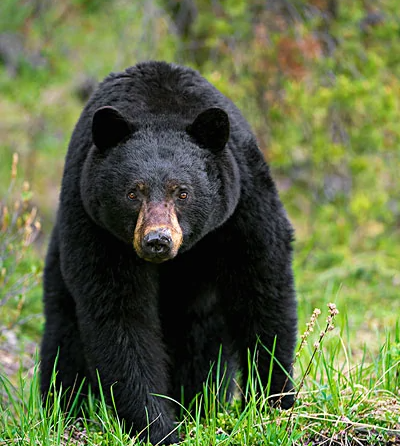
(41, 61), (297, 444)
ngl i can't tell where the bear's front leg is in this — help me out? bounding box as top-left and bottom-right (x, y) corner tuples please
(225, 260), (297, 409)
(76, 304), (178, 444)
(59, 231), (178, 444)
(222, 211), (298, 410)
(41, 226), (89, 404)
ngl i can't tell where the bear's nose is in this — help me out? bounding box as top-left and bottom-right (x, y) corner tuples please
(142, 231), (172, 257)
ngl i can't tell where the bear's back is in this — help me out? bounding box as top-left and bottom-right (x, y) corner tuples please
(88, 61), (252, 134)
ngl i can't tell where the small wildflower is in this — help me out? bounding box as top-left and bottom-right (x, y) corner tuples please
(287, 302), (340, 429)
(296, 307), (322, 356)
(328, 302), (339, 316)
(11, 153), (18, 179)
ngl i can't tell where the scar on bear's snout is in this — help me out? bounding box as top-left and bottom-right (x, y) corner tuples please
(133, 201), (183, 259)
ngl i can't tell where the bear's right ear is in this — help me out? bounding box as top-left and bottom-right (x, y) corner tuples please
(92, 106), (133, 151)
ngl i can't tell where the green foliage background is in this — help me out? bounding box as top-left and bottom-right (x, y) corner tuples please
(0, 1), (399, 444)
(0, 0), (399, 386)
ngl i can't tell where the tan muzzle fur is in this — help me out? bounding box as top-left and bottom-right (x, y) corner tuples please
(133, 201), (183, 261)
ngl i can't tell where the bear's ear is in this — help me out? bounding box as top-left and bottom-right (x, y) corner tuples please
(92, 106), (133, 151)
(187, 107), (230, 152)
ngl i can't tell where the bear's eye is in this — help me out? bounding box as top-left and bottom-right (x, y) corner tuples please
(127, 191), (137, 201)
(178, 191), (188, 200)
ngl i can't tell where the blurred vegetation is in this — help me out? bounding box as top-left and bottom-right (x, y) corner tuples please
(0, 0), (399, 443)
(0, 0), (399, 356)
(0, 154), (42, 338)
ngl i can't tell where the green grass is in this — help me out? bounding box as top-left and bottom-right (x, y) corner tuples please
(1, 316), (399, 445)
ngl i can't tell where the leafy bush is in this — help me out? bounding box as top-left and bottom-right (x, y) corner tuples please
(0, 154), (42, 336)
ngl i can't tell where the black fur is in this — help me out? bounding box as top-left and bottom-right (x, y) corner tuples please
(41, 61), (297, 445)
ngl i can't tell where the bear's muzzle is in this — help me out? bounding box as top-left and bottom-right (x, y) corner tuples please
(133, 201), (183, 262)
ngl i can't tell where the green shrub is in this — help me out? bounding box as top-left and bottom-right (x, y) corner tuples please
(0, 154), (42, 336)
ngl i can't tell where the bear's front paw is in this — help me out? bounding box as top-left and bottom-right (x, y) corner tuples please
(274, 392), (295, 410)
(269, 384), (295, 410)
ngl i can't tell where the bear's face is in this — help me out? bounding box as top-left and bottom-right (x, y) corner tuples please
(81, 106), (240, 263)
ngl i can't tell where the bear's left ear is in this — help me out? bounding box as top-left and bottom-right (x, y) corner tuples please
(92, 106), (133, 151)
(187, 107), (230, 152)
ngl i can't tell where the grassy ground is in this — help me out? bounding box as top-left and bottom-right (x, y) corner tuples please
(1, 0), (399, 444)
(0, 303), (399, 445)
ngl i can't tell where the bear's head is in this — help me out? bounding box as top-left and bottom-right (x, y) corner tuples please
(81, 106), (240, 263)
